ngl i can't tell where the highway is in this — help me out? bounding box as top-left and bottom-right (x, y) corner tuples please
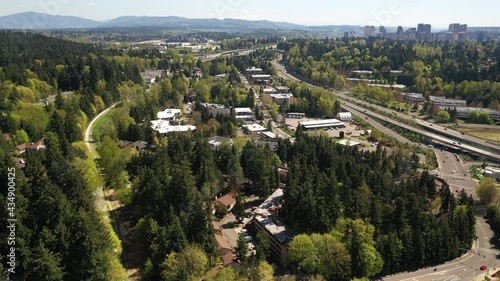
(198, 45), (277, 62)
(334, 91), (500, 156)
(272, 60), (500, 281)
(271, 60), (500, 162)
(341, 102), (500, 162)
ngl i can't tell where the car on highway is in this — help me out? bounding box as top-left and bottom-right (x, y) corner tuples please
(480, 265), (488, 270)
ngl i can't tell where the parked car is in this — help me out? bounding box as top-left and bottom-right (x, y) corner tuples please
(480, 265), (488, 270)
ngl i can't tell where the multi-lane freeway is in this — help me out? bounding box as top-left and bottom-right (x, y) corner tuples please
(334, 91), (500, 157)
(342, 102), (500, 162)
(271, 60), (500, 281)
(271, 60), (500, 163)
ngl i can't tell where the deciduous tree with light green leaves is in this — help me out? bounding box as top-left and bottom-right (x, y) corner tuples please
(476, 177), (499, 207)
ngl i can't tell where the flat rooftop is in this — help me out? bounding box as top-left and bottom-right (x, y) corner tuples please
(353, 70), (373, 74)
(270, 93), (293, 99)
(299, 119), (345, 129)
(242, 124), (267, 132)
(234, 107), (253, 113)
(346, 78), (376, 82)
(367, 84), (406, 89)
(260, 131), (277, 139)
(157, 109), (182, 119)
(151, 120), (196, 134)
(338, 139), (361, 146)
(246, 67), (263, 72)
(254, 188), (293, 244)
(251, 74), (272, 78)
(402, 92), (423, 98)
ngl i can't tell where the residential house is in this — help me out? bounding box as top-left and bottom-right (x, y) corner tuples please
(215, 193), (236, 212)
(16, 138), (46, 154)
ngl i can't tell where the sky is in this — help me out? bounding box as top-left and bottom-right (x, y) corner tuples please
(2, 0), (499, 29)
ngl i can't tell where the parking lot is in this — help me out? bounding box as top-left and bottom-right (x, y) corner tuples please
(286, 118), (367, 138)
(214, 195), (262, 250)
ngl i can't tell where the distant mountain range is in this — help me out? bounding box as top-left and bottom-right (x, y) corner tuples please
(0, 12), (100, 29)
(1, 12), (497, 34)
(0, 12), (362, 33)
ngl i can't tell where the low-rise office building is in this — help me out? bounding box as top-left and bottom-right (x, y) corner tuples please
(157, 109), (182, 120)
(246, 67), (263, 74)
(150, 120), (196, 134)
(453, 107), (500, 120)
(234, 107), (255, 121)
(299, 119), (345, 130)
(260, 131), (277, 140)
(275, 86), (290, 93)
(402, 92), (424, 103)
(286, 112), (306, 119)
(250, 74), (272, 84)
(269, 93), (293, 105)
(242, 124), (267, 133)
(429, 96), (467, 108)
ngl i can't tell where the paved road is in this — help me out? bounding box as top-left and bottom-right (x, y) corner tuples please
(273, 61), (500, 281)
(341, 102), (500, 162)
(335, 91), (500, 156)
(84, 103), (118, 158)
(272, 59), (500, 161)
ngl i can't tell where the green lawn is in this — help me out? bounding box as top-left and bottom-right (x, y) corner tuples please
(91, 111), (114, 144)
(458, 127), (500, 142)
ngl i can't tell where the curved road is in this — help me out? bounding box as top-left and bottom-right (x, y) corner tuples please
(335, 91), (500, 156)
(84, 103), (118, 157)
(272, 60), (500, 281)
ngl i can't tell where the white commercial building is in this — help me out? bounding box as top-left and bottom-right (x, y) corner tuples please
(337, 112), (353, 121)
(299, 119), (345, 130)
(234, 107), (255, 121)
(157, 109), (182, 120)
(242, 124), (267, 132)
(150, 120), (195, 134)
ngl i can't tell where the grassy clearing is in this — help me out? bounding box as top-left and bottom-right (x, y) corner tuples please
(457, 127), (500, 142)
(92, 111), (114, 144)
